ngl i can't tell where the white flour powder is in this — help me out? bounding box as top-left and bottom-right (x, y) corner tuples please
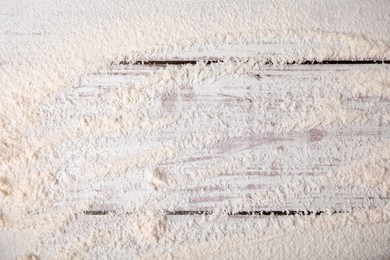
(1, 0), (390, 259)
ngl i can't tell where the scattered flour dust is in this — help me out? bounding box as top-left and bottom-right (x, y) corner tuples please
(145, 168), (168, 190)
(1, 0), (390, 259)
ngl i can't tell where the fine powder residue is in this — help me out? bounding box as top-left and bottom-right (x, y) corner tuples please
(145, 168), (168, 190)
(1, 0), (390, 259)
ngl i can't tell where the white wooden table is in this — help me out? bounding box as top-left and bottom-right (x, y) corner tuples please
(37, 43), (390, 217)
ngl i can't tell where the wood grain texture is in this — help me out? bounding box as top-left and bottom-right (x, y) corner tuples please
(37, 61), (390, 216)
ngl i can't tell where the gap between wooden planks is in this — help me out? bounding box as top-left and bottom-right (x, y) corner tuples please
(84, 210), (332, 216)
(124, 60), (390, 65)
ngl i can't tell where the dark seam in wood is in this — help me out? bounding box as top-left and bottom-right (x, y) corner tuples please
(84, 210), (109, 215)
(166, 210), (336, 216)
(82, 210), (344, 216)
(119, 60), (390, 66)
(293, 60), (390, 65)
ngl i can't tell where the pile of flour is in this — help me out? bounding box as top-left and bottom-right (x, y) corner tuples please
(1, 0), (390, 259)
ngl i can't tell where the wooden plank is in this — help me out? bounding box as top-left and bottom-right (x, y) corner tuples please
(35, 62), (390, 216)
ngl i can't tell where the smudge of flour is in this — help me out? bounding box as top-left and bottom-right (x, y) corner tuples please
(1, 0), (390, 259)
(145, 168), (167, 190)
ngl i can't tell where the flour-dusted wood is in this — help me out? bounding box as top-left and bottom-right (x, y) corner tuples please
(35, 62), (390, 216)
(3, 0), (390, 258)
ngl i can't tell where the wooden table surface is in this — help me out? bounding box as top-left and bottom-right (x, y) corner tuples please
(2, 1), (390, 258)
(34, 43), (390, 220)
